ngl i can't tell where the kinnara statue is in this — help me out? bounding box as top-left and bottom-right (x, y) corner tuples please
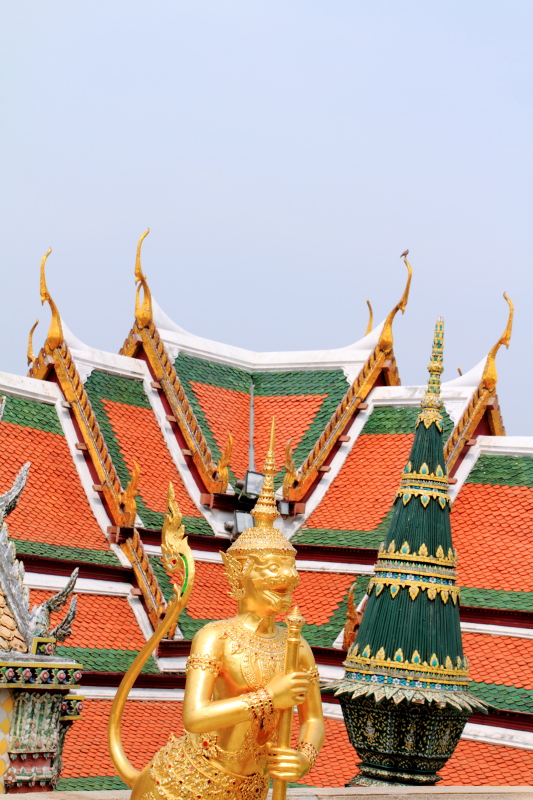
(108, 420), (325, 800)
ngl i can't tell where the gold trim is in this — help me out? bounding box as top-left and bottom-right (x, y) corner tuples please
(215, 433), (233, 493)
(134, 229), (152, 328)
(377, 257), (412, 354)
(27, 319), (39, 366)
(40, 248), (64, 350)
(346, 648), (468, 679)
(285, 263), (411, 501)
(374, 564), (457, 581)
(379, 541), (457, 567)
(121, 322), (222, 493)
(444, 294), (513, 469)
(368, 576), (460, 603)
(364, 299), (373, 336)
(122, 527), (168, 632)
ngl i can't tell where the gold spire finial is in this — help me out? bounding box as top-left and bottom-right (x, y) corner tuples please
(378, 255), (412, 354)
(482, 292), (514, 393)
(27, 319), (39, 366)
(39, 248), (64, 350)
(417, 317), (444, 430)
(226, 418), (295, 557)
(422, 317), (444, 409)
(134, 228), (152, 328)
(365, 299), (373, 336)
(251, 418), (278, 529)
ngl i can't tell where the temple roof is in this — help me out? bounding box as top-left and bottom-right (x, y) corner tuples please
(1, 245), (529, 788)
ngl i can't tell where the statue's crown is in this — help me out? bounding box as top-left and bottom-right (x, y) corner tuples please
(227, 418), (295, 556)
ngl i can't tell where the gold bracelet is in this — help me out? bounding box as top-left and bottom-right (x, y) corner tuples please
(185, 654), (220, 676)
(296, 741), (319, 770)
(241, 688), (274, 720)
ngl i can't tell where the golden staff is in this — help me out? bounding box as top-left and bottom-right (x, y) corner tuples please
(272, 605), (306, 800)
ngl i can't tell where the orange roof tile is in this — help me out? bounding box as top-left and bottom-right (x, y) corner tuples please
(462, 632), (533, 690)
(61, 699), (185, 777)
(190, 383), (250, 479)
(439, 738), (533, 785)
(254, 395), (327, 470)
(185, 563), (352, 627)
(306, 433), (413, 531)
(452, 483), (533, 592)
(291, 572), (353, 626)
(0, 423), (108, 550)
(103, 400), (199, 517)
(185, 562), (236, 620)
(61, 699), (533, 786)
(29, 590), (146, 651)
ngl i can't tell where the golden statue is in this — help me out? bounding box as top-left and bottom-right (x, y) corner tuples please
(108, 420), (325, 800)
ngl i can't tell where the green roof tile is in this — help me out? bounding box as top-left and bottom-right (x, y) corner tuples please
(2, 395), (63, 435)
(293, 511), (392, 548)
(84, 370), (210, 533)
(56, 645), (159, 674)
(13, 539), (121, 565)
(467, 454), (533, 488)
(460, 586), (533, 613)
(85, 370), (151, 409)
(361, 405), (453, 437)
(252, 370), (348, 398)
(469, 681), (533, 714)
(57, 776), (128, 790)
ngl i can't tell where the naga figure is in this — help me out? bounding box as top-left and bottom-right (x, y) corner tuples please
(109, 421), (325, 800)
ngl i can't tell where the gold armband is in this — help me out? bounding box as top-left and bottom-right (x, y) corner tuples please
(296, 741), (319, 770)
(241, 687), (274, 720)
(185, 654), (220, 676)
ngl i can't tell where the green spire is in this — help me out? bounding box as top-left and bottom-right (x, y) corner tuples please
(337, 318), (485, 709)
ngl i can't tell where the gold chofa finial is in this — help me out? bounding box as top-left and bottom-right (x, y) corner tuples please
(378, 255), (412, 354)
(27, 319), (39, 366)
(40, 248), (64, 350)
(134, 229), (152, 328)
(482, 293), (514, 393)
(365, 299), (373, 336)
(225, 418), (295, 558)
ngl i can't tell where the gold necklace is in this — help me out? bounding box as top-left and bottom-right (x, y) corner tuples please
(223, 619), (287, 691)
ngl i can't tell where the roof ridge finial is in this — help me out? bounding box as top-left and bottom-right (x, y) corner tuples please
(378, 254), (412, 353)
(251, 418), (278, 529)
(134, 228), (152, 328)
(365, 299), (373, 336)
(26, 319), (39, 366)
(39, 248), (64, 350)
(482, 293), (514, 393)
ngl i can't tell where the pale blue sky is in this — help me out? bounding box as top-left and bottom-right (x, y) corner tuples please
(1, 2), (532, 433)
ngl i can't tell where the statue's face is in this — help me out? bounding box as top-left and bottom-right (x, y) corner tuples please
(242, 553), (299, 617)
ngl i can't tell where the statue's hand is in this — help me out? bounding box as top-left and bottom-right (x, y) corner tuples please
(266, 671), (310, 710)
(266, 745), (307, 781)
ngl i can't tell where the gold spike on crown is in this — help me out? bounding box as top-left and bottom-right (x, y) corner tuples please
(227, 418), (295, 555)
(418, 317), (444, 430)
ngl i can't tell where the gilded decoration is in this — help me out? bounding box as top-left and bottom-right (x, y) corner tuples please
(331, 319), (488, 786)
(108, 421), (324, 800)
(444, 293), (514, 470)
(285, 258), (412, 501)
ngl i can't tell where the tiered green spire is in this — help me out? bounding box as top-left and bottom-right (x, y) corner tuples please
(336, 318), (486, 709)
